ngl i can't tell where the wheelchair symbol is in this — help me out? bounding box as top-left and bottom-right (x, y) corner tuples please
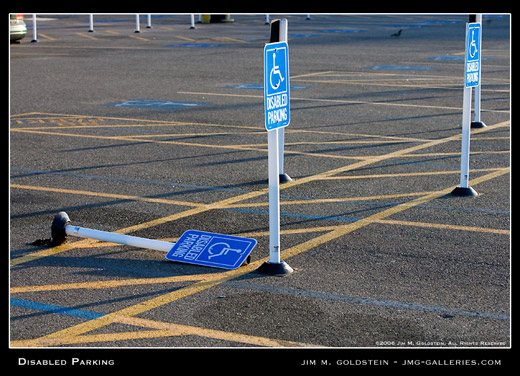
(207, 242), (243, 260)
(469, 29), (478, 58)
(269, 50), (285, 91)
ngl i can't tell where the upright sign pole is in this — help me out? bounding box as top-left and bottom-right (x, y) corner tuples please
(258, 19), (293, 275)
(270, 19), (292, 183)
(471, 14), (486, 128)
(452, 21), (481, 197)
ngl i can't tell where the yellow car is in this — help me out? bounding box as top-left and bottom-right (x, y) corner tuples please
(10, 14), (26, 43)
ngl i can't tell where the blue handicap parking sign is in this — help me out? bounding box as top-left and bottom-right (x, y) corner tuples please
(264, 41), (290, 131)
(165, 230), (257, 270)
(465, 23), (481, 88)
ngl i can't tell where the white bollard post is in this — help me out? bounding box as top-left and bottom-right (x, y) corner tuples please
(31, 14), (38, 42)
(147, 14), (152, 28)
(265, 14), (270, 24)
(190, 14), (195, 29)
(135, 14), (140, 33)
(89, 14), (94, 32)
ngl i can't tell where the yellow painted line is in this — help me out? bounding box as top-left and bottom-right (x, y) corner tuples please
(239, 139), (416, 148)
(13, 166), (509, 347)
(11, 317), (316, 347)
(123, 131), (264, 138)
(11, 112), (49, 117)
(11, 184), (204, 209)
(10, 239), (96, 267)
(290, 71), (335, 79)
(11, 121), (509, 267)
(401, 150), (510, 158)
(38, 33), (56, 41)
(11, 127), (368, 162)
(375, 219), (509, 235)
(174, 35), (195, 42)
(239, 226), (340, 238)
(178, 91), (510, 113)
(10, 188), (272, 268)
(129, 34), (148, 41)
(279, 167), (511, 262)
(114, 316), (316, 347)
(10, 330), (185, 347)
(228, 191), (439, 208)
(10, 112), (433, 143)
(10, 274), (208, 294)
(10, 128), (265, 154)
(12, 123), (190, 131)
(322, 168), (505, 180)
(17, 265), (259, 344)
(472, 136), (510, 140)
(212, 36), (248, 43)
(76, 32), (98, 40)
(10, 121), (509, 346)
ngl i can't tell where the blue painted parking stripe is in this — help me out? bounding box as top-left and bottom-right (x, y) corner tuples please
(105, 99), (208, 110)
(226, 281), (510, 321)
(225, 83), (307, 90)
(11, 298), (105, 320)
(366, 65), (432, 70)
(165, 43), (227, 48)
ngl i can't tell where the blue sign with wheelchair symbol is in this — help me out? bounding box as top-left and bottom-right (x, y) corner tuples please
(264, 41), (290, 131)
(165, 230), (257, 270)
(465, 23), (481, 88)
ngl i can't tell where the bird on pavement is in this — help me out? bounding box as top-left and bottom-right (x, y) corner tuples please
(391, 29), (402, 38)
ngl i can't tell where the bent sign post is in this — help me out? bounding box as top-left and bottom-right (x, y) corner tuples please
(48, 212), (256, 271)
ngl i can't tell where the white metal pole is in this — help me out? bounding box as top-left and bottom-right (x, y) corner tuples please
(65, 225), (174, 252)
(147, 14), (152, 28)
(265, 14), (270, 24)
(460, 86), (472, 188)
(473, 14), (484, 126)
(267, 129), (281, 264)
(190, 14), (195, 29)
(135, 14), (140, 33)
(89, 14), (94, 32)
(277, 19), (288, 177)
(31, 14), (38, 42)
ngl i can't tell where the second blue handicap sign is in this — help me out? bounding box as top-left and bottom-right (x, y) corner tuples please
(165, 230), (257, 270)
(465, 22), (481, 88)
(264, 41), (290, 131)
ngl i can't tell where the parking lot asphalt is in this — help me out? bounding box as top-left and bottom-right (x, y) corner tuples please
(10, 14), (510, 369)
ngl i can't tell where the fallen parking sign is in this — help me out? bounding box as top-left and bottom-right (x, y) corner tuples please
(165, 230), (257, 269)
